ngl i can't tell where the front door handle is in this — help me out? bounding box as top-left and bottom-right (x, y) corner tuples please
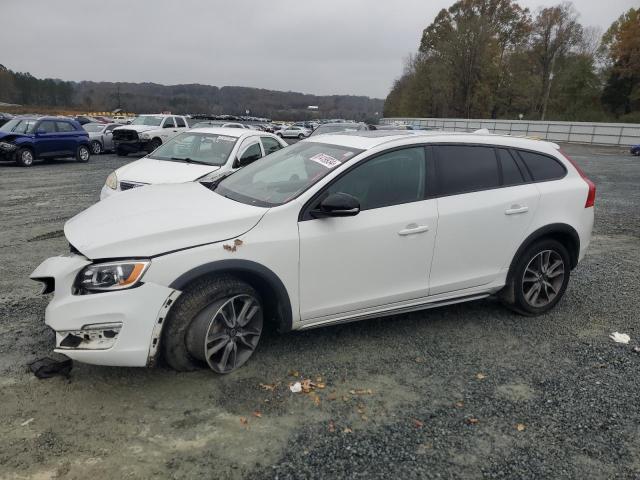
(398, 224), (429, 236)
(505, 205), (529, 215)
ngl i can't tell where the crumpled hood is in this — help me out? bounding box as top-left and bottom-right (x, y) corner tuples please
(114, 124), (158, 133)
(0, 131), (27, 142)
(117, 157), (220, 184)
(65, 182), (267, 259)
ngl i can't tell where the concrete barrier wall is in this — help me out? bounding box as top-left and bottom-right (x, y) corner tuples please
(381, 117), (640, 147)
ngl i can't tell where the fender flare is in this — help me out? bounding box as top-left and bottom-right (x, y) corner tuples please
(507, 223), (580, 281)
(169, 259), (293, 332)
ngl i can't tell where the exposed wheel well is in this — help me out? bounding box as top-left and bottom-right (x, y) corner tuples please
(169, 260), (293, 333)
(507, 224), (580, 283)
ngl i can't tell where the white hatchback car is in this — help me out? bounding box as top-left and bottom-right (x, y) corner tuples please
(32, 131), (595, 374)
(100, 128), (287, 200)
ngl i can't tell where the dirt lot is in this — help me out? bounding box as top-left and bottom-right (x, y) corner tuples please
(0, 144), (639, 479)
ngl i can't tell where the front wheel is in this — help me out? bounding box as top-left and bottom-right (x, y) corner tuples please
(15, 147), (35, 167)
(501, 239), (570, 316)
(162, 275), (263, 373)
(76, 145), (90, 163)
(148, 138), (162, 152)
(298, 134), (304, 139)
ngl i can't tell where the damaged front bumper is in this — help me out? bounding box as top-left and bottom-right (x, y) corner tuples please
(30, 254), (180, 367)
(0, 141), (17, 160)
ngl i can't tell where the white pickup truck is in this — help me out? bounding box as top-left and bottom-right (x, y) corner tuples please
(112, 114), (190, 156)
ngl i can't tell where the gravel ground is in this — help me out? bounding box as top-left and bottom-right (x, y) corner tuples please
(0, 143), (638, 479)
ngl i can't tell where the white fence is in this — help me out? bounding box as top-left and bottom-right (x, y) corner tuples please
(381, 117), (640, 147)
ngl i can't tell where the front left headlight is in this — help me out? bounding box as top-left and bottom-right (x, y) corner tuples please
(140, 133), (151, 140)
(75, 260), (150, 293)
(105, 171), (118, 190)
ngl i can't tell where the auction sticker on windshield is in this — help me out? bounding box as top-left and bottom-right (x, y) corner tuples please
(309, 153), (341, 169)
(216, 136), (236, 143)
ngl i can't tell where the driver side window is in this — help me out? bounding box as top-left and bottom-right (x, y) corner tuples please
(239, 142), (263, 163)
(163, 117), (176, 128)
(324, 147), (427, 211)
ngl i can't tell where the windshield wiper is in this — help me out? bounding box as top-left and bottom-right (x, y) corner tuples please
(201, 170), (235, 191)
(170, 157), (211, 165)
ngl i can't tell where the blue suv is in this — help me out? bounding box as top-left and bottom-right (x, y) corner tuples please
(0, 116), (91, 167)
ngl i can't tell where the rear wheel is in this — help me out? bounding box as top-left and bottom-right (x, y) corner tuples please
(76, 145), (90, 163)
(162, 275), (263, 373)
(298, 133), (304, 139)
(90, 140), (102, 155)
(501, 239), (570, 316)
(15, 147), (34, 167)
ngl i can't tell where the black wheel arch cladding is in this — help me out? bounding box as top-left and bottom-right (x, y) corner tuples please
(169, 259), (293, 333)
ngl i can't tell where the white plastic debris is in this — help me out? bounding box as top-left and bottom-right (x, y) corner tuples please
(20, 418), (34, 427)
(289, 381), (302, 393)
(610, 332), (631, 344)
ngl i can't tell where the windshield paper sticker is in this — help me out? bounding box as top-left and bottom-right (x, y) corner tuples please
(309, 153), (341, 169)
(216, 136), (236, 142)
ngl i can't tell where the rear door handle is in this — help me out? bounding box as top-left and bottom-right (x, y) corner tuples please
(505, 205), (529, 215)
(398, 224), (429, 236)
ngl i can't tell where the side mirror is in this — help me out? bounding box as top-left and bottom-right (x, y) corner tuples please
(106, 131), (113, 136)
(311, 192), (360, 218)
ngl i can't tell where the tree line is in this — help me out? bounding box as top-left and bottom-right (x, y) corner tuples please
(383, 1), (640, 123)
(0, 65), (383, 121)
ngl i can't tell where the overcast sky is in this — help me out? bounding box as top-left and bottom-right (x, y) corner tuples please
(1, 0), (637, 99)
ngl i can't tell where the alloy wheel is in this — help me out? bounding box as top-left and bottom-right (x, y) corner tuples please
(22, 150), (34, 165)
(521, 250), (565, 308)
(189, 294), (262, 374)
(91, 141), (102, 154)
(79, 147), (90, 161)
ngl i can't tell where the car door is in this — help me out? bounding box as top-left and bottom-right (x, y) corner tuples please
(160, 116), (177, 141)
(55, 121), (77, 155)
(298, 146), (438, 322)
(33, 120), (59, 157)
(428, 145), (540, 295)
(104, 124), (118, 150)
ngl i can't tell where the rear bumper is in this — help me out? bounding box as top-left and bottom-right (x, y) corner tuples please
(31, 255), (179, 367)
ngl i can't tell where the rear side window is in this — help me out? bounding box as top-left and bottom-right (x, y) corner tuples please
(435, 145), (499, 195)
(517, 150), (566, 181)
(56, 121), (74, 132)
(497, 149), (525, 186)
(163, 117), (176, 128)
(175, 117), (186, 128)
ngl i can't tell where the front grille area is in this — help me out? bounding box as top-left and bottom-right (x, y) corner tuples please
(120, 181), (147, 191)
(113, 129), (139, 142)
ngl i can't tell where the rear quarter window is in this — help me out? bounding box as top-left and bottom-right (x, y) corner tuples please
(517, 150), (566, 181)
(435, 145), (500, 195)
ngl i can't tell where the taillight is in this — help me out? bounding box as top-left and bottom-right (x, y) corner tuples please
(559, 149), (596, 208)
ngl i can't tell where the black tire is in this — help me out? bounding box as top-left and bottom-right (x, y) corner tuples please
(500, 238), (571, 316)
(15, 147), (35, 167)
(76, 145), (90, 163)
(162, 275), (263, 373)
(90, 140), (102, 155)
(149, 138), (162, 152)
(116, 147), (128, 157)
(298, 134), (304, 139)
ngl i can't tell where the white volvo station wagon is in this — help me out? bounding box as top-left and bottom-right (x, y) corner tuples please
(31, 131), (595, 374)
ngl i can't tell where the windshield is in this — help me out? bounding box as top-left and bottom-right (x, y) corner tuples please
(150, 132), (238, 165)
(131, 116), (164, 126)
(0, 118), (37, 134)
(83, 123), (104, 133)
(215, 142), (362, 207)
(310, 124), (363, 136)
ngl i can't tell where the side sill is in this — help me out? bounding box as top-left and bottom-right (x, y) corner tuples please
(298, 293), (490, 331)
